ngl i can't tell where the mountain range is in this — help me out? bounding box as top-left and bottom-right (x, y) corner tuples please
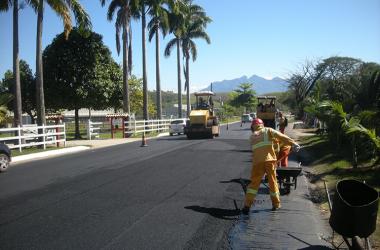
(202, 75), (289, 94)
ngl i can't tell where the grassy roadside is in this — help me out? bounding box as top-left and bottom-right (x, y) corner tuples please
(11, 146), (64, 157)
(299, 133), (380, 248)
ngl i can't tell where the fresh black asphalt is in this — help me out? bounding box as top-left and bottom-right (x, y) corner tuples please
(0, 122), (331, 249)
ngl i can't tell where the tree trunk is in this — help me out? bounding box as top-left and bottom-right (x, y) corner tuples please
(74, 107), (81, 139)
(176, 39), (182, 118)
(36, 1), (46, 126)
(142, 4), (148, 120)
(352, 135), (358, 168)
(122, 20), (130, 114)
(13, 0), (22, 127)
(186, 55), (190, 117)
(155, 27), (162, 119)
(27, 111), (35, 124)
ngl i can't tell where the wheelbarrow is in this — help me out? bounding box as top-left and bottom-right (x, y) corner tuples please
(326, 179), (379, 250)
(276, 163), (302, 194)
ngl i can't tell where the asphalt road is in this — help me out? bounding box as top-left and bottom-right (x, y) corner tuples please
(0, 123), (251, 249)
(0, 122), (331, 249)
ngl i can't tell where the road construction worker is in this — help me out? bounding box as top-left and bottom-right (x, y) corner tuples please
(278, 112), (287, 134)
(276, 142), (291, 167)
(242, 118), (300, 215)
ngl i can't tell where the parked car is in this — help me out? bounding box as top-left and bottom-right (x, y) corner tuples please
(241, 114), (253, 123)
(169, 119), (188, 136)
(0, 144), (11, 173)
(249, 112), (257, 119)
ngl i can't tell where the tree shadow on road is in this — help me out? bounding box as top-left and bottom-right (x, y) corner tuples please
(184, 205), (240, 220)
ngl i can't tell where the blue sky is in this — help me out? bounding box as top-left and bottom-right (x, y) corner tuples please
(1, 0), (380, 92)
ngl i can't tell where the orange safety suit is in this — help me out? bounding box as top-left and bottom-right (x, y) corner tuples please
(278, 116), (286, 134)
(244, 126), (296, 209)
(277, 144), (292, 167)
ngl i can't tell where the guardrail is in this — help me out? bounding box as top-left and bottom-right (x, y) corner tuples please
(0, 124), (66, 152)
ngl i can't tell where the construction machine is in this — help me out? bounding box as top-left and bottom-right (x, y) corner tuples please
(184, 91), (220, 139)
(256, 96), (277, 129)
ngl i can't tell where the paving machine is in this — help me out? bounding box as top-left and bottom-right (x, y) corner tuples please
(256, 96), (277, 129)
(184, 91), (220, 139)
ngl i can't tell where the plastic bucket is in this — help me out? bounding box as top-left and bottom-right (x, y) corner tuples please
(329, 179), (379, 238)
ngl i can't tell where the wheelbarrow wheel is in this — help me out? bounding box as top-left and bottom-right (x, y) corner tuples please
(285, 185), (291, 194)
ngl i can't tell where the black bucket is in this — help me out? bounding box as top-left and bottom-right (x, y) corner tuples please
(329, 179), (379, 238)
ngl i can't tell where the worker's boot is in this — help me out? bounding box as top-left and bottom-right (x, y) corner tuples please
(271, 204), (281, 211)
(241, 206), (250, 215)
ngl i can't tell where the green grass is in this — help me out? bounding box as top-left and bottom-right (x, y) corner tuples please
(300, 134), (380, 247)
(219, 116), (241, 124)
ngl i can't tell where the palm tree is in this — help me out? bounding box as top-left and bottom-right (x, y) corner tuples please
(32, 0), (91, 127)
(165, 0), (187, 118)
(181, 2), (211, 116)
(0, 0), (22, 127)
(101, 0), (138, 115)
(147, 0), (170, 119)
(132, 0), (150, 120)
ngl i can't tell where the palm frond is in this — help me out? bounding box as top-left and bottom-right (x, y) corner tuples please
(47, 0), (72, 38)
(188, 30), (210, 43)
(0, 0), (12, 12)
(99, 0), (107, 7)
(68, 0), (92, 31)
(106, 0), (121, 21)
(164, 38), (177, 57)
(147, 17), (158, 41)
(347, 123), (380, 149)
(189, 40), (197, 61)
(0, 93), (13, 106)
(115, 9), (123, 55)
(26, 0), (39, 12)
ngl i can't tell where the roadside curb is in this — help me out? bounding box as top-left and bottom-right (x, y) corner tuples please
(12, 146), (90, 164)
(11, 132), (171, 164)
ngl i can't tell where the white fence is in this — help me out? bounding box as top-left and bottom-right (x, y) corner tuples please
(0, 124), (66, 152)
(125, 119), (173, 136)
(87, 120), (102, 140)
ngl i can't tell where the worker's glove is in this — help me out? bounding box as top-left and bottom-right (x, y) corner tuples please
(293, 144), (301, 152)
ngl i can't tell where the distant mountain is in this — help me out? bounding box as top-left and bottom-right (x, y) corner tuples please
(202, 75), (288, 94)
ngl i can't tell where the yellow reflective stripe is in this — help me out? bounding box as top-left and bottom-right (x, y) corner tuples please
(270, 191), (280, 197)
(246, 188), (258, 195)
(252, 128), (271, 150)
(263, 128), (268, 142)
(252, 141), (272, 150)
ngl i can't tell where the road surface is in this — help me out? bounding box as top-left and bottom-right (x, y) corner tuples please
(0, 122), (331, 249)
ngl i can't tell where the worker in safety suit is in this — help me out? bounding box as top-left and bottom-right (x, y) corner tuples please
(242, 118), (300, 215)
(278, 112), (287, 134)
(277, 142), (291, 167)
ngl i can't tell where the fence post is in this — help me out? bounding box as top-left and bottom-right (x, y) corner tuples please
(42, 124), (46, 150)
(87, 119), (91, 140)
(18, 125), (22, 152)
(63, 123), (66, 147)
(134, 119), (136, 135)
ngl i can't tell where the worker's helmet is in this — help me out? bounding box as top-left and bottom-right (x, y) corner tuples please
(251, 118), (264, 131)
(251, 118), (264, 126)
